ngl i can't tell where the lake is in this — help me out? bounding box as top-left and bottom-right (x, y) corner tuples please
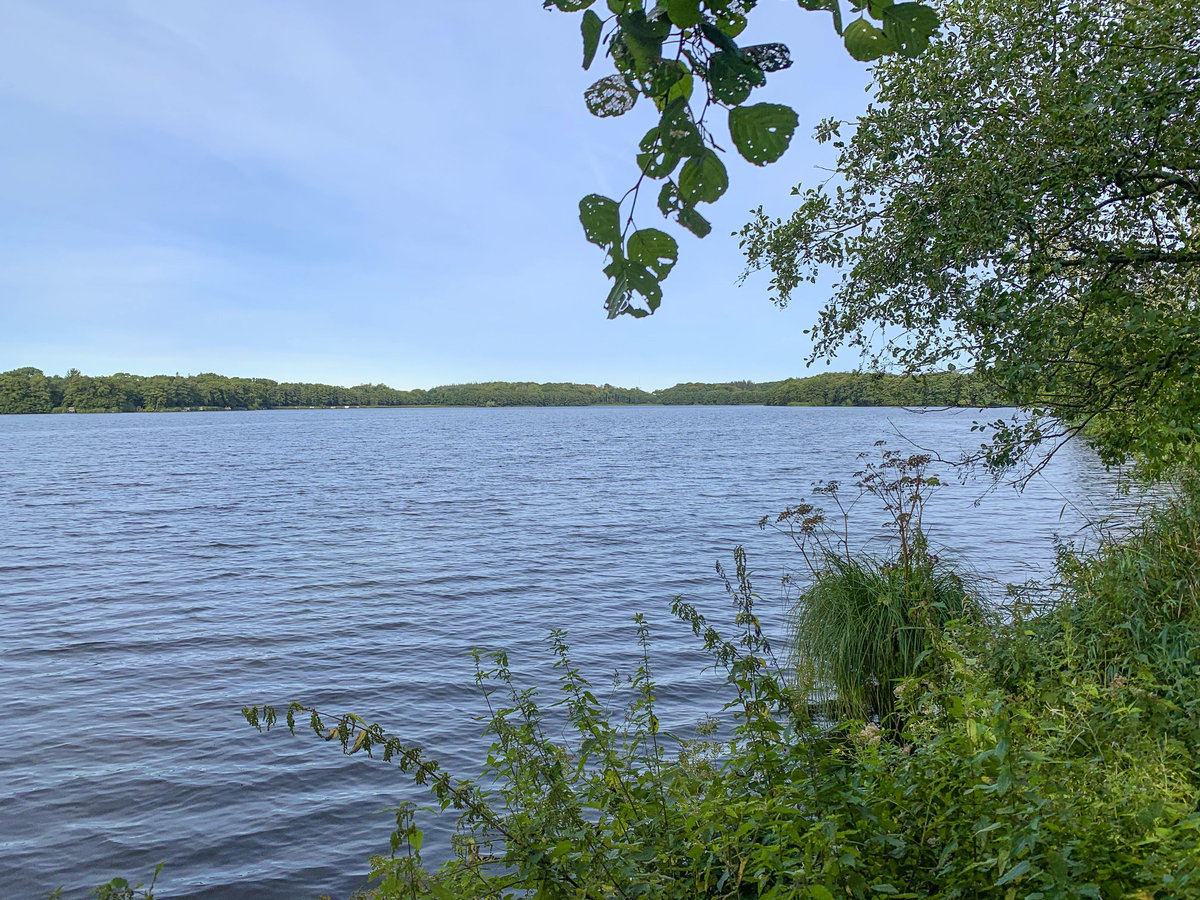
(0, 406), (1142, 898)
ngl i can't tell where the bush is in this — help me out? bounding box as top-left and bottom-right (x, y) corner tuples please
(237, 468), (1200, 898)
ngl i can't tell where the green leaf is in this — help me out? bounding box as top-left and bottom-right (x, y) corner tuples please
(665, 67), (693, 106)
(678, 149), (729, 203)
(677, 205), (712, 238)
(700, 21), (740, 54)
(643, 59), (691, 106)
(844, 18), (897, 61)
(585, 74), (637, 117)
(728, 103), (798, 166)
(627, 228), (678, 278)
(881, 3), (939, 57)
(664, 0), (703, 28)
(808, 888), (837, 900)
(603, 247), (624, 278)
(543, 0), (597, 10)
(994, 859), (1031, 887)
(708, 50), (765, 105)
(581, 9), (603, 69)
(618, 10), (667, 67)
(868, 0), (894, 17)
(579, 194), (622, 246)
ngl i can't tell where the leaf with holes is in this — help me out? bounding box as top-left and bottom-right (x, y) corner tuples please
(625, 263), (663, 311)
(585, 75), (637, 117)
(714, 8), (748, 37)
(679, 149), (729, 204)
(882, 3), (939, 57)
(604, 271), (632, 318)
(729, 103), (798, 166)
(658, 181), (681, 215)
(579, 194), (622, 247)
(636, 128), (680, 178)
(708, 50), (765, 105)
(844, 18), (897, 61)
(658, 98), (705, 156)
(743, 43), (793, 73)
(628, 228), (678, 279)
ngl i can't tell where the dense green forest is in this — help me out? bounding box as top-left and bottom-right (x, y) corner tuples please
(0, 366), (1002, 414)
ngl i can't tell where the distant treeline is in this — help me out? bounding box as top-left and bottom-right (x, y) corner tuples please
(0, 367), (1005, 414)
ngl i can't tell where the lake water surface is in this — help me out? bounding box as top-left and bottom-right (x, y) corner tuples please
(0, 407), (1142, 898)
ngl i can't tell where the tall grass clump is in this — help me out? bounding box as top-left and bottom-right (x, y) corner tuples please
(1059, 472), (1200, 685)
(791, 552), (979, 728)
(765, 444), (984, 731)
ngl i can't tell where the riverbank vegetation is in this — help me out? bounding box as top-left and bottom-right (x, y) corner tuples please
(0, 367), (1001, 414)
(243, 458), (1200, 898)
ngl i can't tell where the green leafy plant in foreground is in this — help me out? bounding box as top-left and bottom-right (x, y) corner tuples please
(48, 863), (164, 900)
(239, 460), (1200, 898)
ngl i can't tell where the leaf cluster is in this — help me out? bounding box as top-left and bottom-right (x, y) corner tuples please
(546, 0), (940, 317)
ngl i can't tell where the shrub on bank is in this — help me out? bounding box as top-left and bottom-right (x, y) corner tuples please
(236, 466), (1200, 898)
(82, 465), (1200, 898)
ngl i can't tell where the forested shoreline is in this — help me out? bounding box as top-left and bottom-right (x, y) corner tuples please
(0, 367), (1002, 414)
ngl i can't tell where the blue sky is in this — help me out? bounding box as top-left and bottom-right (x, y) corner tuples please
(0, 1), (872, 390)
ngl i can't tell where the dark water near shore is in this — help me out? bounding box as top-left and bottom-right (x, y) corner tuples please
(0, 406), (1142, 898)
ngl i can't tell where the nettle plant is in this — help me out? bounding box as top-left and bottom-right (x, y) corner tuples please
(245, 571), (812, 899)
(241, 451), (1200, 897)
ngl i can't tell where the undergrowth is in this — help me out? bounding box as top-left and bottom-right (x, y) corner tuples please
(238, 461), (1200, 898)
(79, 463), (1200, 898)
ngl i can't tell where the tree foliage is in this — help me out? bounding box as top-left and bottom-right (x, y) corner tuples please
(739, 0), (1200, 475)
(0, 367), (1001, 413)
(543, 0), (940, 318)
